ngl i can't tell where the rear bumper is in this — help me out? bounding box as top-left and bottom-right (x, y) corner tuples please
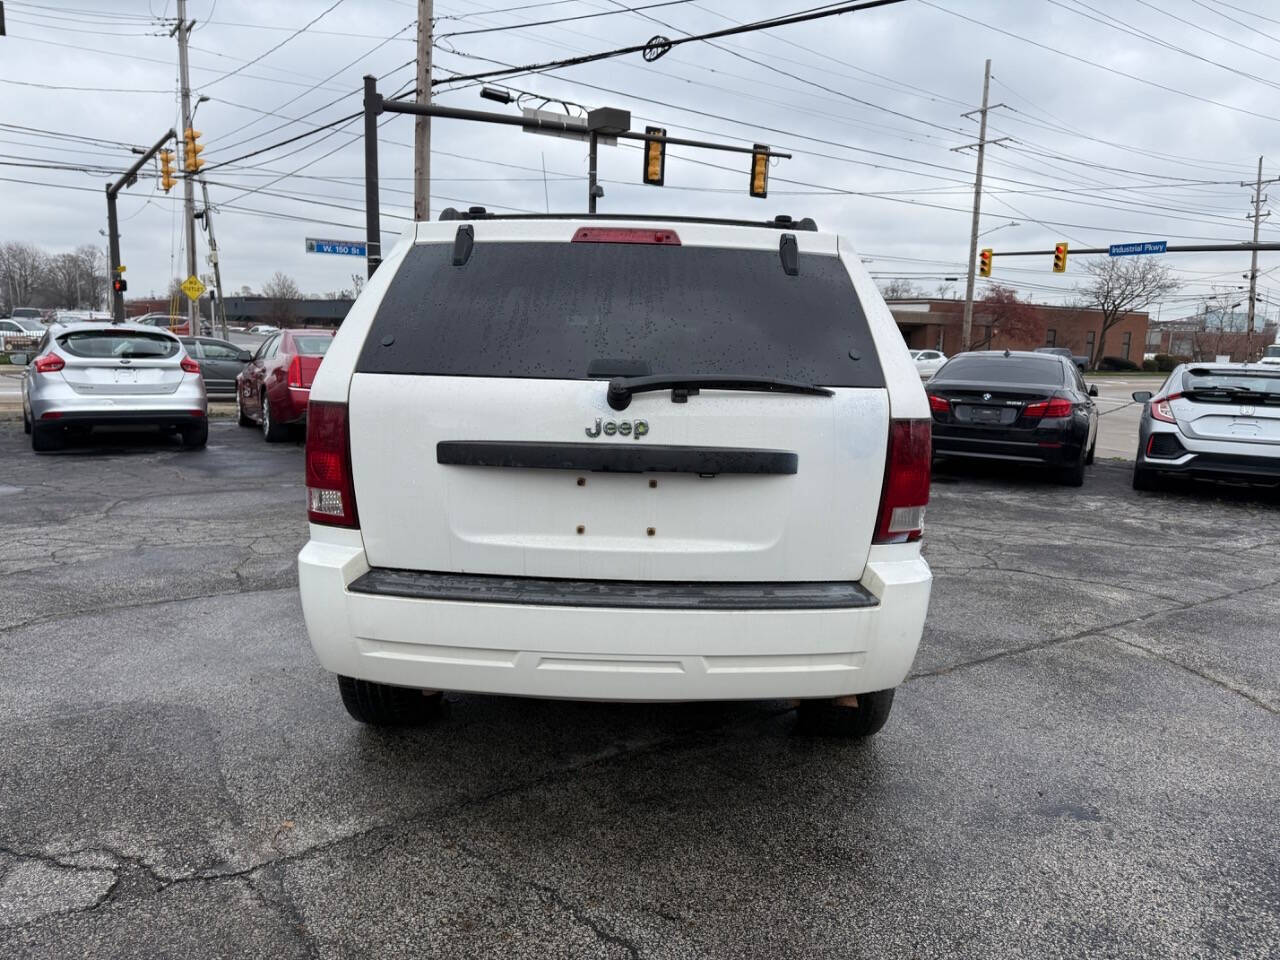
(1141, 449), (1280, 481)
(298, 534), (932, 702)
(28, 378), (207, 426)
(931, 421), (1085, 466)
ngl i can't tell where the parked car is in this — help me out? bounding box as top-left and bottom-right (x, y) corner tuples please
(10, 307), (45, 322)
(246, 324), (279, 335)
(297, 214), (933, 737)
(236, 327), (334, 440)
(1034, 346), (1089, 370)
(912, 348), (947, 379)
(927, 349), (1099, 485)
(0, 316), (44, 348)
(1131, 363), (1280, 490)
(180, 336), (252, 398)
(21, 322), (208, 451)
(1260, 344), (1280, 366)
(133, 312), (191, 336)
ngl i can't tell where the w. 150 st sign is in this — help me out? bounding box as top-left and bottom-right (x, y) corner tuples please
(305, 238), (367, 257)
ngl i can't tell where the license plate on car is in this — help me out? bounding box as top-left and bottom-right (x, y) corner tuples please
(971, 406), (1004, 424)
(115, 369), (137, 383)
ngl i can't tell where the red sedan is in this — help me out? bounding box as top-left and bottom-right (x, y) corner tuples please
(236, 328), (335, 441)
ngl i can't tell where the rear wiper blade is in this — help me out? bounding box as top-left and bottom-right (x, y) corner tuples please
(607, 374), (834, 411)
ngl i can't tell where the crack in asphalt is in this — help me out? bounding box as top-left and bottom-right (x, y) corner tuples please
(1101, 633), (1278, 715)
(910, 576), (1280, 696)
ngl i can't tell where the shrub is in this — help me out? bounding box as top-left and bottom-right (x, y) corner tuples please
(1153, 353), (1175, 372)
(1142, 358), (1158, 372)
(1099, 355), (1140, 371)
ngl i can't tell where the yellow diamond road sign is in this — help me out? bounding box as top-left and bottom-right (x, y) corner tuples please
(180, 275), (206, 301)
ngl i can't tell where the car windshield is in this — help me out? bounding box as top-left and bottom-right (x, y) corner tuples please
(57, 330), (179, 359)
(934, 355), (1065, 386)
(358, 241), (886, 387)
(14, 317), (43, 331)
(1182, 369), (1280, 401)
(292, 335), (332, 356)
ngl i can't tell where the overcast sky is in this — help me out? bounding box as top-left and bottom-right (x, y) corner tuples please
(4, 0), (1280, 322)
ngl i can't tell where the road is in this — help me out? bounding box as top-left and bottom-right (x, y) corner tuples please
(0, 423), (1275, 958)
(1089, 373), (1165, 461)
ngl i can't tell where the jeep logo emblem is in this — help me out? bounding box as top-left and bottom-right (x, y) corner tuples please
(585, 418), (649, 439)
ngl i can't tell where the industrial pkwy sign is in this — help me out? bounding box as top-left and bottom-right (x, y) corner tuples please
(1108, 240), (1167, 257)
(305, 238), (367, 257)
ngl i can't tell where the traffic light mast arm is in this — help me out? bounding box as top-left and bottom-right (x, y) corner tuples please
(986, 241), (1280, 256)
(107, 128), (177, 198)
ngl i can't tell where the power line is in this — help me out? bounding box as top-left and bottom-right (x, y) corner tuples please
(433, 0), (910, 88)
(438, 0), (701, 39)
(197, 0), (350, 90)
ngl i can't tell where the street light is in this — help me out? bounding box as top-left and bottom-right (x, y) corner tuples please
(480, 86), (513, 104)
(978, 220), (1021, 238)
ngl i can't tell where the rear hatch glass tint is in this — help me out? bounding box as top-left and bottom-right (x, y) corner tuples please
(58, 330), (178, 359)
(935, 355), (1064, 386)
(1182, 369), (1280, 403)
(357, 242), (884, 386)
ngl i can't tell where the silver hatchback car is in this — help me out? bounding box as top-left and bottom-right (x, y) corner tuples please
(22, 322), (209, 452)
(1132, 362), (1280, 489)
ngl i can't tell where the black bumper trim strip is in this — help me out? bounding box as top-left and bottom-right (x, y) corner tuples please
(437, 441), (798, 475)
(349, 568), (878, 610)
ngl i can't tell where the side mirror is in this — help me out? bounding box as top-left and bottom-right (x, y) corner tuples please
(1131, 390), (1152, 403)
(237, 350), (252, 362)
(1088, 385), (1099, 397)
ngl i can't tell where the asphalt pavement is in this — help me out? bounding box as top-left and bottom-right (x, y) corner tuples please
(0, 423), (1276, 959)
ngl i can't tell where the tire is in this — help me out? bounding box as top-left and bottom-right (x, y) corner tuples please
(22, 407), (31, 435)
(337, 675), (445, 727)
(30, 422), (64, 452)
(1084, 438), (1096, 466)
(1059, 454), (1086, 487)
(261, 391), (288, 443)
(795, 689), (895, 738)
(1132, 465), (1159, 491)
(236, 389), (253, 427)
(181, 420), (208, 449)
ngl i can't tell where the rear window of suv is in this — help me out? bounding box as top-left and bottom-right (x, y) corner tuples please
(357, 241), (885, 387)
(58, 330), (179, 359)
(934, 355), (1065, 386)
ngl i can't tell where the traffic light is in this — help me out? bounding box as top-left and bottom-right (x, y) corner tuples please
(749, 144), (769, 199)
(112, 277), (127, 294)
(183, 128), (204, 173)
(979, 248), (993, 277)
(642, 126), (666, 186)
(1053, 242), (1068, 273)
(159, 149), (177, 192)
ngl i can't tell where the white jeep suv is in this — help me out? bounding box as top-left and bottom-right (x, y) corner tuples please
(298, 213), (932, 737)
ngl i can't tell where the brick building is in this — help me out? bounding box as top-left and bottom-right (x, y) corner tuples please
(888, 298), (1149, 367)
(1146, 314), (1279, 363)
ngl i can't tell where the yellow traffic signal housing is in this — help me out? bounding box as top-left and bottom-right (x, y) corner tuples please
(183, 128), (204, 173)
(749, 144), (769, 199)
(643, 126), (666, 186)
(1052, 242), (1068, 273)
(979, 248), (993, 277)
(159, 149), (177, 192)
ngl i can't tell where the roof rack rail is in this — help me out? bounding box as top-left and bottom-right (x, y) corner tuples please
(434, 209), (818, 231)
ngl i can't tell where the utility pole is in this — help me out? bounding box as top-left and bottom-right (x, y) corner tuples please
(414, 0), (432, 221)
(173, 0), (199, 335)
(1243, 156), (1279, 360)
(198, 179), (228, 339)
(952, 59), (1009, 352)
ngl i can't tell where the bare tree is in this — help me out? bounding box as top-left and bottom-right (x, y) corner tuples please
(262, 271), (301, 327)
(878, 279), (923, 300)
(975, 285), (1040, 348)
(1077, 257), (1178, 369)
(0, 242), (49, 313)
(351, 272), (365, 297)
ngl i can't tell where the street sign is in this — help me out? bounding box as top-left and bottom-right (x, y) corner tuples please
(305, 238), (367, 256)
(1109, 240), (1167, 257)
(180, 275), (206, 301)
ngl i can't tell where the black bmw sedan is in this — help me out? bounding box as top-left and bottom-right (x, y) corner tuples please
(926, 350), (1100, 486)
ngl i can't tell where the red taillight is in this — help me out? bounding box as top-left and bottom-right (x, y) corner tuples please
(288, 355), (303, 388)
(306, 401), (359, 528)
(1023, 396), (1074, 419)
(928, 394), (949, 414)
(33, 353), (64, 373)
(571, 227), (681, 245)
(180, 355), (201, 374)
(1151, 393), (1179, 423)
(873, 419), (931, 544)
